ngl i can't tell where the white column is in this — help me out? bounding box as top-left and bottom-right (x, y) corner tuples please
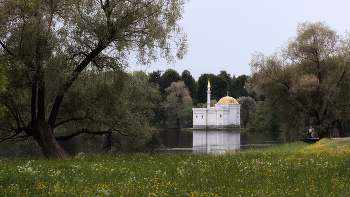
(207, 81), (211, 108)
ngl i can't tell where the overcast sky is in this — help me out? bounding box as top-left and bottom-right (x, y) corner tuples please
(127, 0), (350, 81)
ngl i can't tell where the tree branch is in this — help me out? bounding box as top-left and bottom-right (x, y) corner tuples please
(55, 129), (113, 141)
(53, 117), (86, 129)
(48, 43), (107, 128)
(0, 40), (15, 57)
(0, 128), (27, 143)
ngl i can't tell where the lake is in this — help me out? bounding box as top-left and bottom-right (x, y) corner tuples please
(157, 129), (282, 154)
(0, 129), (282, 158)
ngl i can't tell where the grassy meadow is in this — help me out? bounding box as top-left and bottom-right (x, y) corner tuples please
(1, 138), (350, 196)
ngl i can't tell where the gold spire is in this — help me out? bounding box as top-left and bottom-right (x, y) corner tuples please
(227, 91), (228, 96)
(208, 80), (211, 88)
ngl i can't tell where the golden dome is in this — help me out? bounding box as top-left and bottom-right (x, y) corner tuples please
(217, 96), (239, 104)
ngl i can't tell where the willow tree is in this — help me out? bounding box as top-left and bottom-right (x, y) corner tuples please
(0, 0), (188, 158)
(161, 81), (192, 128)
(249, 22), (350, 140)
(56, 70), (161, 153)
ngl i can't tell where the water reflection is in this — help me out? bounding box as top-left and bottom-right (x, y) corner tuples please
(193, 130), (240, 153)
(158, 129), (282, 154)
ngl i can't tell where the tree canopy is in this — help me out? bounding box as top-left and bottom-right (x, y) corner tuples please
(158, 69), (181, 95)
(249, 22), (350, 140)
(0, 0), (188, 158)
(161, 81), (192, 128)
(59, 70), (161, 150)
(246, 101), (280, 132)
(181, 70), (197, 104)
(237, 96), (256, 127)
(197, 73), (229, 103)
(233, 75), (251, 98)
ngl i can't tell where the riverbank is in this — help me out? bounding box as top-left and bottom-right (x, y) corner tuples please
(332, 137), (350, 141)
(1, 138), (350, 196)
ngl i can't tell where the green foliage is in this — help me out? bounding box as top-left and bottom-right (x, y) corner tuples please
(158, 69), (181, 95)
(246, 101), (280, 132)
(161, 81), (192, 128)
(196, 103), (205, 108)
(218, 71), (232, 86)
(218, 70), (234, 95)
(1, 139), (350, 196)
(232, 74), (251, 98)
(211, 75), (229, 100)
(181, 70), (197, 104)
(193, 100), (216, 108)
(210, 100), (217, 107)
(149, 69), (181, 127)
(197, 73), (214, 103)
(0, 63), (8, 93)
(195, 71), (258, 105)
(237, 96), (256, 127)
(148, 69), (182, 127)
(0, 63), (8, 114)
(250, 22), (350, 139)
(197, 73), (229, 103)
(181, 105), (193, 128)
(147, 70), (166, 127)
(58, 70), (161, 151)
(148, 70), (162, 85)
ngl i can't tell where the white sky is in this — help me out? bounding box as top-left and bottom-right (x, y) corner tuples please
(127, 0), (350, 81)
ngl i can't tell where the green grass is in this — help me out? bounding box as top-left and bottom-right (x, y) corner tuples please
(1, 138), (350, 196)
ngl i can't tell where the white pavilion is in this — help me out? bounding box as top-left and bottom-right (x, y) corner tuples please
(192, 81), (241, 129)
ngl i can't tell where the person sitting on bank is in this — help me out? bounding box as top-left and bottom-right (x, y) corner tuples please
(309, 126), (314, 138)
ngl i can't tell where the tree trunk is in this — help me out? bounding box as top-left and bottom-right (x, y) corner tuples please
(30, 121), (70, 159)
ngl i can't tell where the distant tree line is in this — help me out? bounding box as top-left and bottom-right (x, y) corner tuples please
(146, 68), (258, 128)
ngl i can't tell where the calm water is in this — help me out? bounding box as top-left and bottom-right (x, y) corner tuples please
(0, 130), (282, 158)
(157, 129), (282, 154)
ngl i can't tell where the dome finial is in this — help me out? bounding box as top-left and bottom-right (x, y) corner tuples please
(227, 91), (228, 96)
